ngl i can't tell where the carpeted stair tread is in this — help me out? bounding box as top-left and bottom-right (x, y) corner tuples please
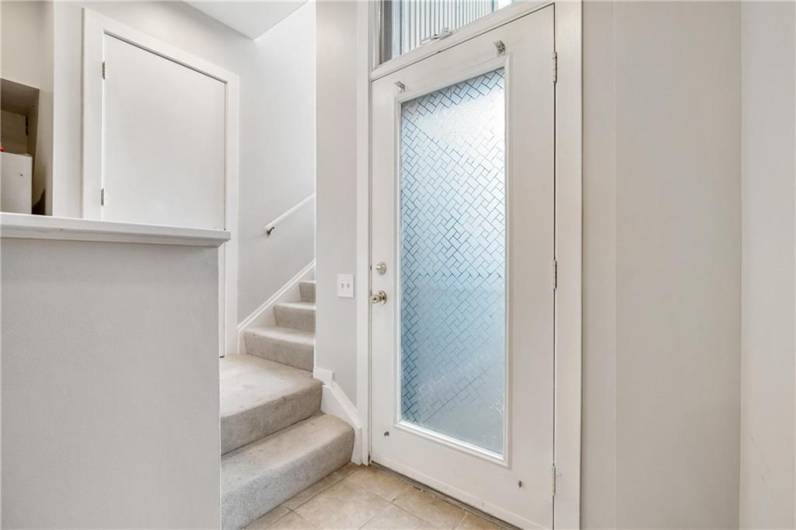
(220, 355), (320, 455)
(221, 414), (354, 529)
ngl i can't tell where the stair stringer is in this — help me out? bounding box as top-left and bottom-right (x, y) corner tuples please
(314, 367), (363, 464)
(236, 261), (314, 355)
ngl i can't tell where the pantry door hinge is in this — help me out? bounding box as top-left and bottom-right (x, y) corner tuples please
(100, 188), (105, 206)
(553, 258), (558, 291)
(552, 463), (557, 497)
(552, 51), (558, 84)
(102, 61), (106, 80)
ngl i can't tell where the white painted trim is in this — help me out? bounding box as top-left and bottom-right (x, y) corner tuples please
(0, 213), (230, 247)
(236, 261), (315, 355)
(552, 2), (582, 529)
(81, 9), (240, 357)
(356, 0), (374, 467)
(315, 367), (365, 465)
(223, 74), (240, 357)
(359, 2), (582, 528)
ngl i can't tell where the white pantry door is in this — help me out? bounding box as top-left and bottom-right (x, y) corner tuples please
(370, 6), (555, 528)
(102, 34), (226, 229)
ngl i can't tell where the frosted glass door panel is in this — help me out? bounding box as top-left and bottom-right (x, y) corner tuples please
(399, 69), (506, 455)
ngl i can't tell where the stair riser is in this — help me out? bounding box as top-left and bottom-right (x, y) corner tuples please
(274, 305), (315, 332)
(221, 385), (321, 455)
(221, 427), (354, 530)
(299, 282), (316, 303)
(244, 332), (313, 372)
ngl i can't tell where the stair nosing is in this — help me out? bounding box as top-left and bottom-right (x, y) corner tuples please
(219, 356), (319, 418)
(221, 414), (353, 529)
(275, 301), (315, 311)
(221, 414), (351, 489)
(220, 380), (320, 421)
(246, 325), (315, 344)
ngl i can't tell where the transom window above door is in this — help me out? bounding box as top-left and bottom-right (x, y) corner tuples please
(379, 0), (514, 63)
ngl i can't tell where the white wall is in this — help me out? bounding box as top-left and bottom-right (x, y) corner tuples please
(236, 3), (316, 322)
(739, 3), (796, 528)
(582, 3), (742, 528)
(49, 1), (316, 327)
(616, 4), (741, 526)
(0, 110), (28, 154)
(581, 2), (617, 526)
(1, 236), (221, 528)
(315, 0), (359, 403)
(1, 0), (53, 213)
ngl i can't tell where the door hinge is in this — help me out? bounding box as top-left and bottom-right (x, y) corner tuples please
(552, 51), (558, 84)
(100, 188), (105, 206)
(553, 259), (558, 291)
(102, 61), (106, 80)
(552, 463), (557, 497)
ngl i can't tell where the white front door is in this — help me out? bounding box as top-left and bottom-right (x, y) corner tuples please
(370, 6), (556, 528)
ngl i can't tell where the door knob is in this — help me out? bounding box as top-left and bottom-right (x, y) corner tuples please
(370, 290), (387, 304)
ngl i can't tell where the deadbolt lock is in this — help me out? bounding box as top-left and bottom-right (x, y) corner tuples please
(375, 262), (387, 275)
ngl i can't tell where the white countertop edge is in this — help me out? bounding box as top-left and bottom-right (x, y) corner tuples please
(0, 213), (231, 247)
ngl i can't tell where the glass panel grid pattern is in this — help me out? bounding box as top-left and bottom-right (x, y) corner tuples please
(399, 1), (495, 55)
(399, 69), (506, 455)
(381, 0), (514, 62)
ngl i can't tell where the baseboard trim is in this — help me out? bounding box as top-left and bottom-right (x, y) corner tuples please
(314, 367), (364, 465)
(236, 260), (315, 354)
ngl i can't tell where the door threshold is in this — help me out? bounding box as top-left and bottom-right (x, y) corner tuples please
(368, 462), (522, 530)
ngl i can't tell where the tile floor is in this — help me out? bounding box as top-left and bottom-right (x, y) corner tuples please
(245, 464), (514, 530)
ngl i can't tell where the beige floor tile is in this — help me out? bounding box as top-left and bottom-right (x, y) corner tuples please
(266, 511), (319, 530)
(454, 512), (504, 530)
(343, 466), (414, 501)
(295, 480), (391, 529)
(394, 488), (466, 529)
(362, 504), (436, 529)
(245, 505), (291, 529)
(282, 473), (348, 510)
(335, 462), (362, 478)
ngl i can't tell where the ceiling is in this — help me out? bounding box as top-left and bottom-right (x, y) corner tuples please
(185, 1), (307, 40)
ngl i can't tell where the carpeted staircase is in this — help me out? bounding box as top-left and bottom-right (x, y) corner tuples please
(221, 280), (354, 529)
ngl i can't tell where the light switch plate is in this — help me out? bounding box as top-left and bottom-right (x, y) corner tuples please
(336, 273), (354, 298)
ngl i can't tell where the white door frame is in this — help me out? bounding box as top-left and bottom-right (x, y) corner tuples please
(82, 10), (239, 357)
(355, 2), (582, 528)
